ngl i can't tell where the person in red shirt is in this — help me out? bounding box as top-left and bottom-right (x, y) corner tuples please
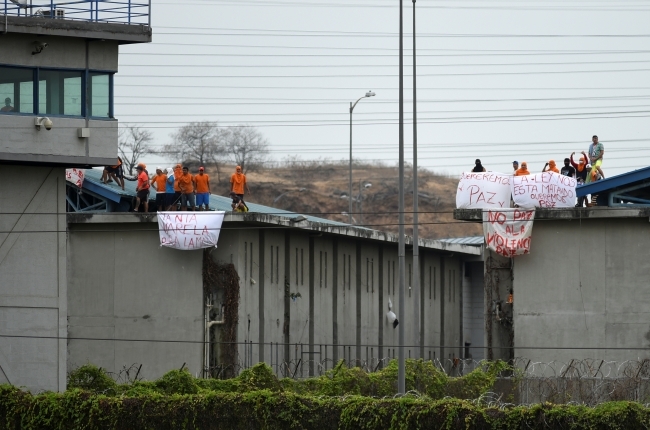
(194, 166), (211, 211)
(177, 166), (195, 211)
(134, 164), (150, 212)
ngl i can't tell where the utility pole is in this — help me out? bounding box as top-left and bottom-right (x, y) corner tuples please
(412, 0), (420, 360)
(397, 0), (406, 395)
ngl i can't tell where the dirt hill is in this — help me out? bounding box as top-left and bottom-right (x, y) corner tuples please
(211, 160), (482, 240)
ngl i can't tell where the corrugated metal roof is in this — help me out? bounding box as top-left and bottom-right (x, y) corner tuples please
(82, 168), (351, 227)
(438, 236), (484, 246)
(577, 166), (650, 197)
(74, 170), (482, 255)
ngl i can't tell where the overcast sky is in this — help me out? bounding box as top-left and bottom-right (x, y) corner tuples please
(116, 0), (650, 178)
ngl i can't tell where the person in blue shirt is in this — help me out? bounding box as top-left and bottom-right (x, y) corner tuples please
(165, 167), (176, 210)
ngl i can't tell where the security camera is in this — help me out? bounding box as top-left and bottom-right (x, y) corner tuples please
(32, 41), (49, 55)
(35, 117), (53, 131)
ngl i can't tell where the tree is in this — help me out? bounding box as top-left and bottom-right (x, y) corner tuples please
(224, 125), (270, 173)
(161, 121), (224, 181)
(118, 125), (153, 176)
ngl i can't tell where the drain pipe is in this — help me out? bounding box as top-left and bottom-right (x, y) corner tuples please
(3, 0), (8, 35)
(204, 300), (225, 378)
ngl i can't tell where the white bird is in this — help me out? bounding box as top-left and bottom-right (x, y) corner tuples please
(387, 298), (399, 328)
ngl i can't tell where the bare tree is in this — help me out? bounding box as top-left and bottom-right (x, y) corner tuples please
(160, 121), (224, 181)
(224, 125), (270, 173)
(118, 125), (153, 176)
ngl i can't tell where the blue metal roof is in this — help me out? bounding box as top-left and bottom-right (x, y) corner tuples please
(81, 168), (351, 227)
(577, 166), (650, 197)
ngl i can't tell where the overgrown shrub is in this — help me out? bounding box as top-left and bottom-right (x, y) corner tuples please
(3, 386), (650, 430)
(67, 364), (117, 393)
(153, 368), (200, 395)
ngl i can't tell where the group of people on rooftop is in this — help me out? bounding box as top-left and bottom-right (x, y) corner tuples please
(100, 161), (251, 213)
(472, 135), (605, 207)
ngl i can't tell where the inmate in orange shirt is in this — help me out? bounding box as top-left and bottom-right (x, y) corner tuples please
(152, 174), (167, 193)
(173, 165), (183, 192)
(177, 173), (194, 193)
(230, 172), (246, 195)
(195, 174), (210, 193)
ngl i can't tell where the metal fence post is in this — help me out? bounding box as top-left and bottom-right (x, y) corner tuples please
(128, 0), (131, 24)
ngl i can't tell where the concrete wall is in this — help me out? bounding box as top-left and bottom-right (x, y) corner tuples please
(67, 223), (204, 380)
(0, 33), (119, 70)
(421, 250), (442, 362)
(212, 228), (471, 375)
(463, 261), (486, 360)
(514, 217), (650, 363)
(64, 217), (475, 381)
(0, 166), (67, 392)
(0, 116), (118, 165)
(0, 32), (119, 165)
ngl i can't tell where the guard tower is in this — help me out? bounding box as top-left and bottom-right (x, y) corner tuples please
(0, 2), (151, 392)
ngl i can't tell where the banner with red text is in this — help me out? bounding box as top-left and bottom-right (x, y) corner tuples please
(65, 168), (85, 188)
(456, 172), (512, 209)
(157, 212), (225, 250)
(511, 172), (576, 208)
(483, 209), (535, 257)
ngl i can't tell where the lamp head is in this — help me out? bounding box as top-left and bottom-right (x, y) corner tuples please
(365, 91), (376, 97)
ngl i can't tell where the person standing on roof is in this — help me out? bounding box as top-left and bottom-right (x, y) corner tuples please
(151, 167), (167, 211)
(571, 152), (590, 207)
(178, 166), (196, 211)
(230, 165), (250, 201)
(542, 160), (560, 174)
(587, 135), (605, 181)
(515, 162), (530, 176)
(134, 164), (150, 212)
(165, 168), (175, 210)
(472, 159), (486, 172)
(172, 164), (183, 209)
(560, 158), (576, 178)
(194, 166), (211, 211)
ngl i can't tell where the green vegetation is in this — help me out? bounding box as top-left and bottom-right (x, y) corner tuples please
(1, 360), (648, 429)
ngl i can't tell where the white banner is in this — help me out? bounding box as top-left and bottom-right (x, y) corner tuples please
(65, 168), (85, 188)
(511, 172), (576, 208)
(456, 172), (512, 209)
(157, 212), (225, 250)
(483, 209), (535, 257)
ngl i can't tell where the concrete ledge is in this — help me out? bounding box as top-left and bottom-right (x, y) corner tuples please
(0, 153), (114, 167)
(454, 207), (650, 221)
(68, 212), (483, 256)
(2, 16), (151, 44)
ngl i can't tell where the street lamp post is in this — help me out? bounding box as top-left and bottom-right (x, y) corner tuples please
(412, 0), (421, 360)
(397, 0), (406, 394)
(349, 91), (375, 225)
